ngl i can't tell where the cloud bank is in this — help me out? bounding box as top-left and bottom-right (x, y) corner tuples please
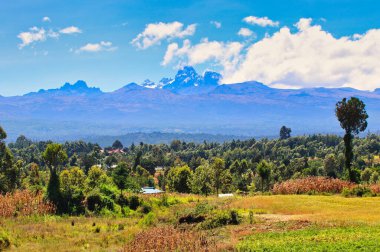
(163, 18), (380, 91)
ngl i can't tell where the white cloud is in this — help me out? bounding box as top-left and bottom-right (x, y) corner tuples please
(161, 39), (243, 75)
(210, 21), (222, 29)
(243, 16), (279, 27)
(18, 25), (81, 48)
(42, 16), (51, 22)
(59, 26), (82, 34)
(131, 21), (196, 49)
(163, 18), (380, 91)
(223, 18), (380, 91)
(17, 27), (58, 48)
(238, 28), (254, 37)
(76, 41), (117, 53)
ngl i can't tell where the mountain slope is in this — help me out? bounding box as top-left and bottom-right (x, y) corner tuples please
(1, 67), (380, 141)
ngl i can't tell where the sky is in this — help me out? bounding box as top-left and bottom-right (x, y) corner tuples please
(1, 0), (380, 96)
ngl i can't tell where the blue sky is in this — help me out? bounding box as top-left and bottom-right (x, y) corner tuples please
(1, 0), (380, 96)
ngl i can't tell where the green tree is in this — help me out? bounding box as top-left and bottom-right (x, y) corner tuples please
(324, 154), (338, 178)
(0, 126), (14, 193)
(112, 162), (139, 194)
(211, 158), (228, 195)
(166, 165), (192, 193)
(360, 168), (372, 184)
(370, 171), (379, 184)
(189, 163), (213, 195)
(112, 140), (123, 150)
(86, 165), (108, 189)
(60, 167), (86, 214)
(42, 143), (68, 209)
(336, 97), (368, 182)
(280, 126), (292, 140)
(257, 160), (272, 191)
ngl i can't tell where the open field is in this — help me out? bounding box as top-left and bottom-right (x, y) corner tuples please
(1, 194), (380, 251)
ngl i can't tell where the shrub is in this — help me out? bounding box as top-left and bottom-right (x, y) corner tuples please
(138, 202), (152, 214)
(178, 202), (213, 224)
(198, 210), (241, 230)
(85, 191), (115, 212)
(128, 195), (140, 210)
(0, 190), (55, 217)
(139, 212), (157, 227)
(272, 177), (355, 195)
(0, 230), (11, 250)
(342, 185), (372, 197)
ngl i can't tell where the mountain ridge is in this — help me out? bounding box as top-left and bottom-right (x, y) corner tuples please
(1, 66), (380, 141)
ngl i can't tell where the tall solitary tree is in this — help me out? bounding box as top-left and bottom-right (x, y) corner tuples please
(279, 126), (292, 140)
(42, 143), (68, 209)
(335, 97), (368, 182)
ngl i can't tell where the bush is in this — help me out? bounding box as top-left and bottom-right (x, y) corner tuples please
(0, 230), (11, 250)
(85, 191), (115, 212)
(198, 210), (241, 230)
(128, 195), (140, 210)
(138, 202), (152, 214)
(272, 177), (355, 195)
(342, 185), (372, 197)
(139, 212), (157, 227)
(0, 190), (55, 217)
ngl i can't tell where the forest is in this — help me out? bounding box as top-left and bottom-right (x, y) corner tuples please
(1, 97), (380, 251)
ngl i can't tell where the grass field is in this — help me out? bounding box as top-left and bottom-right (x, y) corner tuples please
(2, 195), (380, 251)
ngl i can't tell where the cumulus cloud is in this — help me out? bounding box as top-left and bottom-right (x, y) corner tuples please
(223, 18), (380, 91)
(42, 16), (51, 22)
(210, 21), (222, 29)
(163, 18), (380, 91)
(161, 38), (243, 75)
(59, 26), (82, 34)
(131, 21), (196, 49)
(76, 41), (116, 53)
(17, 27), (58, 48)
(238, 28), (254, 37)
(243, 16), (279, 27)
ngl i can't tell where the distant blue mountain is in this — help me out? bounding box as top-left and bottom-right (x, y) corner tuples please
(26, 80), (103, 96)
(1, 66), (380, 141)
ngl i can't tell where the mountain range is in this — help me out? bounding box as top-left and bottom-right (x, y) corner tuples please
(1, 66), (380, 142)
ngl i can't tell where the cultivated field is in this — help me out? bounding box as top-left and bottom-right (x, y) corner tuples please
(1, 194), (380, 251)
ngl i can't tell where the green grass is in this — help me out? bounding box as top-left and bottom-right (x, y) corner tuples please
(3, 195), (380, 251)
(237, 225), (380, 251)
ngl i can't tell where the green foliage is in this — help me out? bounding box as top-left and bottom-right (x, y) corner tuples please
(188, 163), (213, 195)
(198, 209), (241, 230)
(166, 165), (192, 193)
(257, 160), (272, 191)
(0, 229), (11, 250)
(139, 212), (157, 227)
(336, 97), (368, 181)
(280, 126), (292, 140)
(112, 162), (132, 193)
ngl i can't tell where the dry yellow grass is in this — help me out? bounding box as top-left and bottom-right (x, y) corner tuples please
(229, 195), (380, 225)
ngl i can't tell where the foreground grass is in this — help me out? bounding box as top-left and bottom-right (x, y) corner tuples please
(237, 225), (380, 251)
(229, 195), (380, 224)
(3, 194), (380, 251)
(1, 215), (140, 251)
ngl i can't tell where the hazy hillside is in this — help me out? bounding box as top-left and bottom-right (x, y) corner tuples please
(1, 66), (380, 141)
